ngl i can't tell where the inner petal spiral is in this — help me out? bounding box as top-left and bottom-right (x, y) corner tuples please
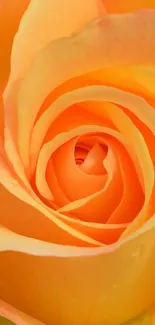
(29, 85), (154, 245)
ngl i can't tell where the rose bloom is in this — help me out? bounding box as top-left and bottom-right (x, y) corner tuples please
(1, 0), (155, 324)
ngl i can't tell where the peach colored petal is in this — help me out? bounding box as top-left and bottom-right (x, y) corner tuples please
(2, 86), (154, 243)
(36, 124), (131, 230)
(0, 147), (127, 245)
(89, 66), (155, 101)
(51, 137), (107, 201)
(0, 172), (106, 247)
(0, 121), (127, 244)
(29, 83), (154, 183)
(30, 102), (114, 176)
(1, 217), (155, 324)
(0, 139), (105, 246)
(61, 151), (122, 229)
(45, 162), (70, 208)
(9, 10), (155, 172)
(8, 0), (105, 84)
(35, 124), (121, 203)
(103, 0), (155, 14)
(107, 137), (144, 224)
(129, 66), (155, 97)
(80, 143), (107, 175)
(35, 86), (154, 204)
(57, 136), (141, 232)
(0, 300), (43, 325)
(52, 137), (123, 226)
(0, 135), (125, 246)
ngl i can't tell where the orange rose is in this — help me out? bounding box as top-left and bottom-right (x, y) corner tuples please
(1, 1), (155, 325)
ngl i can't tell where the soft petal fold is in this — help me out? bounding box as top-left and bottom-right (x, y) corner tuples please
(7, 10), (155, 171)
(9, 0), (105, 83)
(0, 139), (104, 246)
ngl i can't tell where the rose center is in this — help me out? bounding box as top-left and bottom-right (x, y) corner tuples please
(74, 141), (108, 175)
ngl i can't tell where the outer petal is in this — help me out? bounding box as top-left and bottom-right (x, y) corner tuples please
(1, 217), (155, 325)
(8, 0), (105, 83)
(103, 0), (155, 13)
(7, 10), (155, 171)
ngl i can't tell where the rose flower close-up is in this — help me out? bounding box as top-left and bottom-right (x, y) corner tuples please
(1, 0), (155, 324)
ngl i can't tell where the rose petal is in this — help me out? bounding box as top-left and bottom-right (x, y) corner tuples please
(6, 10), (155, 172)
(35, 87), (154, 215)
(0, 140), (105, 246)
(0, 300), (44, 325)
(35, 124), (122, 204)
(30, 84), (154, 187)
(89, 66), (155, 101)
(0, 137), (126, 246)
(1, 218), (155, 324)
(31, 101), (114, 176)
(48, 137), (107, 201)
(52, 137), (123, 227)
(106, 137), (144, 224)
(3, 85), (154, 243)
(8, 0), (105, 84)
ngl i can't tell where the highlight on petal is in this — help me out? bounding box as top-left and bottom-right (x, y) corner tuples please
(9, 0), (105, 83)
(0, 300), (44, 325)
(103, 0), (155, 14)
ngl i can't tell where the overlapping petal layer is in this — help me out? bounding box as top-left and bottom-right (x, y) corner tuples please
(1, 4), (155, 325)
(1, 218), (155, 325)
(1, 9), (155, 246)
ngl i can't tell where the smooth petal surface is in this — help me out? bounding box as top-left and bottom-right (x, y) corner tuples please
(103, 0), (155, 13)
(0, 137), (125, 247)
(3, 12), (155, 247)
(0, 140), (104, 247)
(1, 217), (155, 325)
(8, 10), (155, 171)
(8, 0), (105, 83)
